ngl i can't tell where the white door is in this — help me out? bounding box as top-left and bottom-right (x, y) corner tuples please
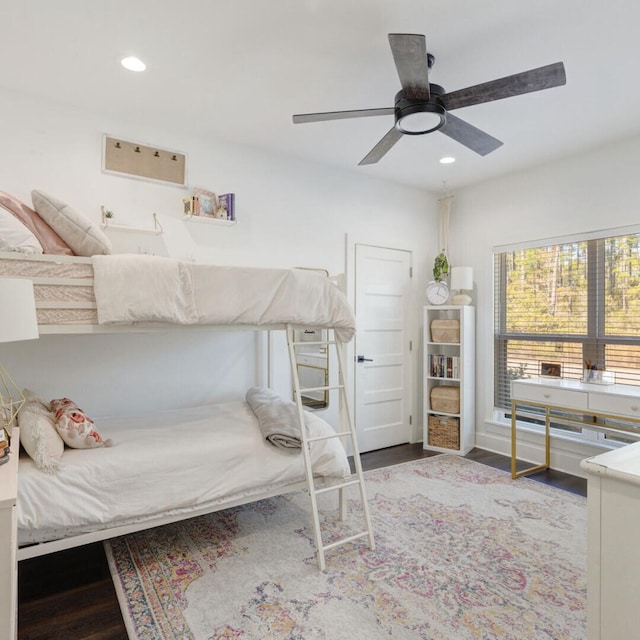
(354, 244), (412, 452)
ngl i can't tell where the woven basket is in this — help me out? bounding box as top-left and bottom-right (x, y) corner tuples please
(428, 415), (460, 449)
(430, 319), (460, 343)
(430, 386), (460, 413)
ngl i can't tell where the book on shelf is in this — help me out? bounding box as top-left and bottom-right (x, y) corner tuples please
(0, 443), (10, 465)
(0, 427), (8, 451)
(429, 354), (460, 379)
(217, 193), (235, 221)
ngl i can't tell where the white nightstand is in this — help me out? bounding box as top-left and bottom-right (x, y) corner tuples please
(0, 427), (18, 640)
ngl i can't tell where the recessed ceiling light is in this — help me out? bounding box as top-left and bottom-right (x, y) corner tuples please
(121, 56), (146, 72)
(439, 156), (456, 164)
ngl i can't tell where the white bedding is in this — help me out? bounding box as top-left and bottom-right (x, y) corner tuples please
(92, 255), (356, 342)
(18, 400), (350, 546)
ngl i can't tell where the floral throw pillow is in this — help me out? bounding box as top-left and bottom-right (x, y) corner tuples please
(50, 398), (113, 449)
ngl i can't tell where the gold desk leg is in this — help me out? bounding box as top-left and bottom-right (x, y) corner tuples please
(511, 400), (518, 479)
(511, 399), (551, 479)
(545, 406), (551, 469)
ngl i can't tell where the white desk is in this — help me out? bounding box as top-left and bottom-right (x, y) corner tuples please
(510, 378), (640, 478)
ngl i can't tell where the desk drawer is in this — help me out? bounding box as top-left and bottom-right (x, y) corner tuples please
(512, 383), (588, 410)
(589, 393), (640, 420)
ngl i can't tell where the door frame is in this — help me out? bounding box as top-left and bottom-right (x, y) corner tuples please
(345, 233), (418, 446)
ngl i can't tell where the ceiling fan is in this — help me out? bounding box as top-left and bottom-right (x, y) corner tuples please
(292, 33), (566, 165)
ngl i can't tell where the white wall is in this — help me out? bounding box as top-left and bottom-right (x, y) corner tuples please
(448, 134), (640, 474)
(0, 92), (436, 426)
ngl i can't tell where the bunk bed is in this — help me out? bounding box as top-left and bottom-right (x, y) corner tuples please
(0, 252), (356, 340)
(0, 251), (371, 568)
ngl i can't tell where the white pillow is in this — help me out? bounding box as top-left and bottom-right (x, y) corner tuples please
(17, 390), (64, 473)
(31, 190), (112, 257)
(0, 208), (44, 254)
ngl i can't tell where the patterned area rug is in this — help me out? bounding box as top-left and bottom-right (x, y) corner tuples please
(105, 455), (586, 639)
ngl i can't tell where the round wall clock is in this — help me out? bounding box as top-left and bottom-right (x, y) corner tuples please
(426, 281), (450, 305)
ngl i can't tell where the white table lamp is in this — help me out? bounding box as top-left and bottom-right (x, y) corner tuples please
(450, 266), (474, 305)
(0, 278), (39, 432)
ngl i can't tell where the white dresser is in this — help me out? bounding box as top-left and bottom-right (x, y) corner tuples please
(581, 443), (640, 640)
(0, 428), (18, 640)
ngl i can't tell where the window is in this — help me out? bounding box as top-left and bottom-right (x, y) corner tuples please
(494, 229), (640, 437)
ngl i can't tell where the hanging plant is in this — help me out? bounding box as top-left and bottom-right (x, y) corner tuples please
(432, 250), (449, 282)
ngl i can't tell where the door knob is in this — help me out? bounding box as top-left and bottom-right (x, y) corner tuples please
(357, 355), (373, 363)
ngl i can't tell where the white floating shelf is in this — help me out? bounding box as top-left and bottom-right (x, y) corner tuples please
(101, 223), (163, 235)
(182, 215), (236, 226)
(100, 210), (163, 235)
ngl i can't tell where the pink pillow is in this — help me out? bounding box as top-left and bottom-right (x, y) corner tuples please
(0, 191), (74, 255)
(50, 397), (112, 449)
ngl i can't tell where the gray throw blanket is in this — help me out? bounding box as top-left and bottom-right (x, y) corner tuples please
(246, 386), (307, 449)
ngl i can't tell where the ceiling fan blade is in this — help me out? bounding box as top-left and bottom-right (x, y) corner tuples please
(358, 127), (404, 165)
(388, 33), (430, 100)
(293, 107), (394, 124)
(440, 113), (503, 156)
(441, 61), (566, 111)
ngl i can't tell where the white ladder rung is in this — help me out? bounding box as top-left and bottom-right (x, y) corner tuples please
(291, 340), (337, 347)
(306, 430), (351, 443)
(314, 479), (360, 495)
(298, 384), (344, 393)
(323, 530), (370, 552)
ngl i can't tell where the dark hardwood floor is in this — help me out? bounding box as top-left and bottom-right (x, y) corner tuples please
(18, 446), (586, 639)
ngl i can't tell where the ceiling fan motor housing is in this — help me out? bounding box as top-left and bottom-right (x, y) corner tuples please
(394, 84), (446, 135)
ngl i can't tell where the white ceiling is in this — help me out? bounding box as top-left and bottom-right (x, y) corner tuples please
(2, 1), (639, 193)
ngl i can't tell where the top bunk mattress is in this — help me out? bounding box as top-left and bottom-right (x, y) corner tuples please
(0, 252), (356, 340)
(18, 399), (351, 546)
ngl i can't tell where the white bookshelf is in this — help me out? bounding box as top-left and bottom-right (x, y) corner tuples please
(423, 305), (475, 454)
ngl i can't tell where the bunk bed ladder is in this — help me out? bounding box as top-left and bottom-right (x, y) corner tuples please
(286, 325), (375, 571)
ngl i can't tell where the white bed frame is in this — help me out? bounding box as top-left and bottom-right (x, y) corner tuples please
(17, 468), (311, 560)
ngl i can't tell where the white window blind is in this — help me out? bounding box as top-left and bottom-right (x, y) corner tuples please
(494, 231), (640, 415)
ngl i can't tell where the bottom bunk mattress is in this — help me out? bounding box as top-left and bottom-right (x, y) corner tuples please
(18, 400), (350, 546)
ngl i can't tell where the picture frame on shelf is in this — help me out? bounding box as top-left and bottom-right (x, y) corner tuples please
(193, 188), (218, 218)
(540, 361), (562, 378)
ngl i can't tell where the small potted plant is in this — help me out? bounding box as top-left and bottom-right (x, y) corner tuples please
(101, 206), (115, 226)
(432, 250), (449, 282)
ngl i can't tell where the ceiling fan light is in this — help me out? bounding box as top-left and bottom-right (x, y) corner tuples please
(121, 56), (146, 72)
(395, 102), (446, 135)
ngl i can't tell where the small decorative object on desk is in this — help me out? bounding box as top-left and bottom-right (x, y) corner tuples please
(583, 361), (615, 384)
(540, 361), (562, 378)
